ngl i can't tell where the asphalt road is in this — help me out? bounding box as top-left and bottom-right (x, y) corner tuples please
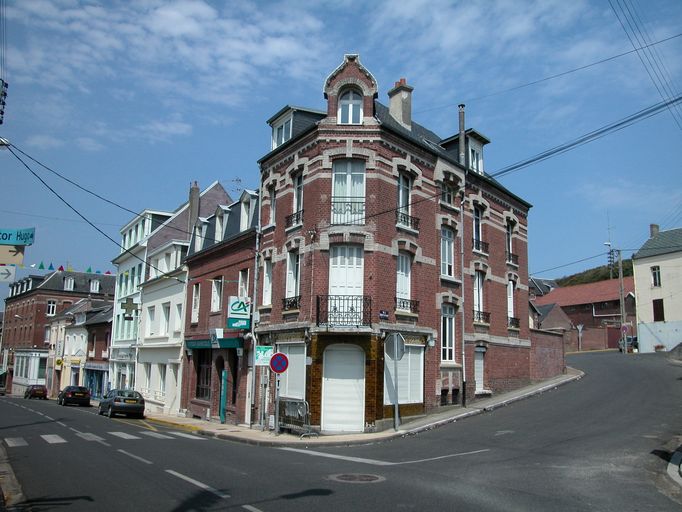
(1, 351), (681, 511)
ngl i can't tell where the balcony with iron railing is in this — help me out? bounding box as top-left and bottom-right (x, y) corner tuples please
(473, 238), (489, 253)
(396, 210), (420, 231)
(317, 295), (372, 327)
(473, 309), (491, 324)
(282, 295), (302, 312)
(395, 297), (419, 314)
(285, 209), (304, 228)
(506, 251), (519, 265)
(331, 197), (365, 225)
(508, 316), (520, 329)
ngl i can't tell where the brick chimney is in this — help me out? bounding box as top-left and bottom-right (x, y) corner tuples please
(387, 78), (414, 130)
(650, 223), (659, 238)
(188, 181), (200, 235)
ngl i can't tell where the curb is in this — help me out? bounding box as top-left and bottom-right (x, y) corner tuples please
(667, 450), (682, 486)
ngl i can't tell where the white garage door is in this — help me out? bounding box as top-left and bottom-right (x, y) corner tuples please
(321, 344), (365, 432)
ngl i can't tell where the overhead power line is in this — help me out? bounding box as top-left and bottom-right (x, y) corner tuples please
(6, 145), (184, 283)
(490, 93), (682, 179)
(415, 31), (682, 114)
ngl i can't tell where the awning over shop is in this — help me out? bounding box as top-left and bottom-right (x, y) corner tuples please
(185, 338), (243, 350)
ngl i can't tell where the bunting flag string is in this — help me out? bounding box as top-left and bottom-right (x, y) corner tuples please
(1, 258), (115, 276)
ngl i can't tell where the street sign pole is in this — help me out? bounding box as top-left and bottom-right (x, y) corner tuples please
(394, 333), (400, 430)
(220, 369), (228, 424)
(275, 374), (281, 435)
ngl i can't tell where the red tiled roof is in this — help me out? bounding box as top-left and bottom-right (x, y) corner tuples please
(533, 277), (634, 307)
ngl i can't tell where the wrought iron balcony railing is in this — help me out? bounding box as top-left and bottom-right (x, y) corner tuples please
(317, 295), (372, 327)
(282, 295), (302, 311)
(396, 210), (420, 230)
(508, 316), (520, 329)
(331, 197), (365, 225)
(472, 238), (489, 253)
(285, 209), (304, 228)
(506, 252), (519, 265)
(473, 309), (491, 324)
(395, 297), (420, 314)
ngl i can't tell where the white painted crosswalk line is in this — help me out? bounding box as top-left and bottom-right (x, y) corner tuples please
(140, 431), (174, 439)
(77, 432), (105, 442)
(169, 432), (206, 440)
(5, 438), (28, 448)
(108, 432), (142, 440)
(41, 434), (67, 444)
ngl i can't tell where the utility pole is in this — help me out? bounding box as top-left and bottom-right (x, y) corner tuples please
(618, 249), (626, 354)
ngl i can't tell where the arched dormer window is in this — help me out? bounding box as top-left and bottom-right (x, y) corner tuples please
(338, 89), (363, 124)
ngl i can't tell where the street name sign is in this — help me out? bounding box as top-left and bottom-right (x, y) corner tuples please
(0, 265), (16, 282)
(0, 228), (35, 246)
(0, 245), (25, 265)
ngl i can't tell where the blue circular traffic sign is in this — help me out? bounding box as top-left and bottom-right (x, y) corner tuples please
(269, 352), (289, 374)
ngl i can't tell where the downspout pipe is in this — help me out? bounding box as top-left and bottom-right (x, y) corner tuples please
(249, 186), (262, 426)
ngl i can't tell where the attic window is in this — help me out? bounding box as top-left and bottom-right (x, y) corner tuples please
(90, 280), (100, 293)
(338, 89), (362, 124)
(273, 116), (292, 149)
(64, 277), (75, 291)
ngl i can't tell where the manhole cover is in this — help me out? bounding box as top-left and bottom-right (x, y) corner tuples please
(328, 473), (385, 484)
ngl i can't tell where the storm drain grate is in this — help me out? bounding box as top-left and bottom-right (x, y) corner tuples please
(328, 474), (385, 484)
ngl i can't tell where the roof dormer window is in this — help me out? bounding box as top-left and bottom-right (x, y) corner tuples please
(338, 89), (363, 124)
(272, 116), (292, 149)
(64, 276), (75, 291)
(240, 198), (251, 232)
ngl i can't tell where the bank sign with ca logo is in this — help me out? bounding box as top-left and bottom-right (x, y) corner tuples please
(227, 296), (251, 329)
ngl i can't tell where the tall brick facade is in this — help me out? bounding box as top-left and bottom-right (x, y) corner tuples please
(248, 54), (549, 434)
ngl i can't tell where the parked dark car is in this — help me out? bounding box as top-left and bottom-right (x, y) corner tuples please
(98, 389), (145, 418)
(24, 384), (48, 399)
(57, 385), (91, 406)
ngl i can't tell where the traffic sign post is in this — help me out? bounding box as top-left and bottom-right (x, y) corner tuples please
(270, 352), (289, 434)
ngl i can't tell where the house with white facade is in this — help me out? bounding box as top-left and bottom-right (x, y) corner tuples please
(111, 209), (173, 389)
(110, 181), (231, 412)
(632, 223), (682, 352)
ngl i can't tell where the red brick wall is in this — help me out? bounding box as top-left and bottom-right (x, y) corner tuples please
(529, 329), (565, 380)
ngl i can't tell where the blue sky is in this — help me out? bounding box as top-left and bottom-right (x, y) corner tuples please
(1, 0), (681, 302)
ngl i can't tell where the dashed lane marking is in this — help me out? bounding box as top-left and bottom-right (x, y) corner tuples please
(165, 470), (230, 499)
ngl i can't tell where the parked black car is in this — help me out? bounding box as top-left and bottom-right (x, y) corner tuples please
(98, 389), (145, 418)
(57, 386), (91, 406)
(24, 384), (48, 399)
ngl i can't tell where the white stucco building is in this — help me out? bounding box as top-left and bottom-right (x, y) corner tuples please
(632, 224), (682, 352)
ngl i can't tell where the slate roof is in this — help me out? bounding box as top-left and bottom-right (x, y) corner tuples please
(633, 227), (682, 260)
(84, 305), (114, 325)
(37, 270), (116, 296)
(533, 277), (634, 307)
(529, 277), (559, 297)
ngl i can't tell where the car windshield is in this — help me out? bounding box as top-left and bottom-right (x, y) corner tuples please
(117, 390), (142, 399)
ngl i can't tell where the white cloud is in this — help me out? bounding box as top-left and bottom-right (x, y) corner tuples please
(25, 134), (65, 149)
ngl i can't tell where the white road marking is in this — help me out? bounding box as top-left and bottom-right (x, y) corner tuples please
(5, 438), (28, 448)
(108, 432), (141, 440)
(140, 431), (174, 439)
(118, 449), (153, 465)
(56, 422), (67, 427)
(242, 505), (264, 512)
(77, 432), (105, 442)
(44, 415), (54, 420)
(169, 431), (206, 440)
(41, 434), (67, 444)
(280, 447), (490, 466)
(165, 470), (230, 499)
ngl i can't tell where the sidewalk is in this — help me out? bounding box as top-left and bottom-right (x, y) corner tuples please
(142, 367), (584, 447)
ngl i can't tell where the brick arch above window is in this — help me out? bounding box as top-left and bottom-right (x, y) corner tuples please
(323, 148), (375, 169)
(472, 260), (489, 274)
(437, 292), (461, 309)
(504, 211), (520, 233)
(393, 159), (421, 181)
(395, 238), (420, 257)
(439, 216), (459, 230)
(467, 193), (491, 216)
(285, 236), (305, 252)
(506, 271), (520, 282)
